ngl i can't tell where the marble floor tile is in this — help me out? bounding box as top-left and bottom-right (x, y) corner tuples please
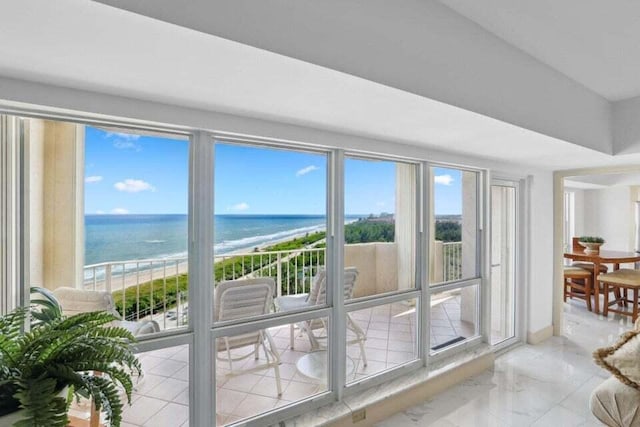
(375, 299), (629, 426)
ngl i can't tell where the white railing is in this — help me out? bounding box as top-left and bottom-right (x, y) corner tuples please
(442, 241), (463, 282)
(82, 247), (325, 329)
(83, 242), (462, 330)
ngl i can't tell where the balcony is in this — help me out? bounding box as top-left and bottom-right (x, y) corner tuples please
(71, 242), (469, 426)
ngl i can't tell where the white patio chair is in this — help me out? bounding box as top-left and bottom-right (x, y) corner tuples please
(275, 267), (367, 367)
(52, 287), (160, 337)
(214, 278), (283, 396)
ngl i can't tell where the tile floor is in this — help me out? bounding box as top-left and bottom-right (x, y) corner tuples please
(376, 297), (634, 426)
(70, 294), (475, 426)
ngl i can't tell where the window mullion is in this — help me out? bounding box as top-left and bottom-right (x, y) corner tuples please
(419, 162), (430, 366)
(189, 131), (214, 427)
(328, 149), (346, 399)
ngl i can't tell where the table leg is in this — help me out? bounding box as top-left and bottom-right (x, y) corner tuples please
(593, 261), (601, 314)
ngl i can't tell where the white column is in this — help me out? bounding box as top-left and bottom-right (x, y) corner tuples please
(40, 120), (85, 289)
(0, 115), (20, 314)
(395, 163), (415, 290)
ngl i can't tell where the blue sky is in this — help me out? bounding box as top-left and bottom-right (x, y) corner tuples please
(84, 128), (462, 215)
(84, 127), (189, 214)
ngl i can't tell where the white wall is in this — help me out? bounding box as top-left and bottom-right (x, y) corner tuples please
(613, 95), (640, 155)
(580, 186), (634, 252)
(0, 77), (555, 339)
(528, 173), (554, 335)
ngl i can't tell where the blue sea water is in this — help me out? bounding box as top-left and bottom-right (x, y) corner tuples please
(85, 214), (357, 265)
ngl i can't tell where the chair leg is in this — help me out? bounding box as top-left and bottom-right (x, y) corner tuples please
(603, 283), (610, 317)
(263, 331), (283, 397)
(633, 288), (639, 323)
(290, 323), (295, 350)
(563, 278), (568, 302)
(347, 315), (367, 367)
(585, 276), (592, 312)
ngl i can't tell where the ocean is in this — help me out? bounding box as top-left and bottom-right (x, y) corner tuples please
(84, 214), (356, 266)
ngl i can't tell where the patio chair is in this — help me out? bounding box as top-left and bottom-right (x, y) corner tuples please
(214, 278), (283, 396)
(275, 267), (368, 367)
(52, 287), (160, 336)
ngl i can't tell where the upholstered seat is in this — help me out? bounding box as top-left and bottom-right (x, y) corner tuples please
(52, 287), (160, 336)
(572, 262), (609, 274)
(598, 269), (640, 287)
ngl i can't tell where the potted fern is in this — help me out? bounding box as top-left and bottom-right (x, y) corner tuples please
(0, 305), (141, 426)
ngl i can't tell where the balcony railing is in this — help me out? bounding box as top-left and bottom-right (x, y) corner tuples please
(82, 242), (462, 330)
(442, 241), (463, 282)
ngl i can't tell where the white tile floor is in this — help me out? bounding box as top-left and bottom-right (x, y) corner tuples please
(376, 297), (635, 426)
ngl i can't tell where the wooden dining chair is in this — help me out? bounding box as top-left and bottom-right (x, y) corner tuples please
(599, 269), (640, 322)
(564, 266), (593, 311)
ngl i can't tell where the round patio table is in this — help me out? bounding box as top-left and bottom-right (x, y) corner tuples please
(296, 350), (355, 382)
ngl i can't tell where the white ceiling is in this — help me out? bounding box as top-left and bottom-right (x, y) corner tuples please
(566, 172), (640, 189)
(1, 0), (639, 170)
(439, 0), (640, 101)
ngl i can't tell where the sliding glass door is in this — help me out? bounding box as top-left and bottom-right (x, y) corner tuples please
(490, 179), (520, 346)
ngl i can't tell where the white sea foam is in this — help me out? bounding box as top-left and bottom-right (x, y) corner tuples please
(213, 223), (326, 253)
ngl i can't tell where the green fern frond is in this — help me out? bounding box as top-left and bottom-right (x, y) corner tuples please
(0, 308), (140, 427)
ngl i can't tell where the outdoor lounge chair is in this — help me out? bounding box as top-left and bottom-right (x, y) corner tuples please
(214, 277), (283, 396)
(52, 286), (160, 336)
(275, 267), (368, 367)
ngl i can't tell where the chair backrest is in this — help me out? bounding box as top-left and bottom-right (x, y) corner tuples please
(214, 278), (275, 322)
(52, 287), (120, 318)
(312, 267), (359, 305)
(307, 268), (326, 304)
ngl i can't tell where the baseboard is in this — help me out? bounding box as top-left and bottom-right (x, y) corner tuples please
(329, 352), (495, 427)
(527, 325), (553, 345)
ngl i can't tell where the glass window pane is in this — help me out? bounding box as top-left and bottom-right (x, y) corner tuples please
(215, 316), (329, 425)
(24, 119), (189, 335)
(430, 285), (479, 352)
(213, 143), (327, 323)
(347, 299), (418, 383)
(430, 167), (479, 285)
(344, 158), (417, 298)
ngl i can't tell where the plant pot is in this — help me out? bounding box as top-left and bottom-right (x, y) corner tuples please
(0, 409), (25, 425)
(0, 387), (69, 426)
(579, 241), (603, 254)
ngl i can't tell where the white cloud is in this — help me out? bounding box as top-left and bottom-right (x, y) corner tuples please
(114, 179), (156, 193)
(296, 165), (319, 177)
(229, 202), (249, 212)
(110, 208), (129, 215)
(95, 210), (105, 214)
(434, 174), (454, 186)
(113, 140), (142, 151)
(376, 201), (386, 207)
(85, 175), (103, 183)
(106, 132), (140, 140)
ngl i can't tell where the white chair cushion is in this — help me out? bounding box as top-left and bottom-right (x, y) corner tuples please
(275, 294), (310, 312)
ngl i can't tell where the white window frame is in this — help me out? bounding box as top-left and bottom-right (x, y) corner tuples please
(2, 105), (505, 426)
(426, 162), (487, 361)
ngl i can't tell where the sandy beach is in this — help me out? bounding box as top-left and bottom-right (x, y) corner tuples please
(83, 229), (326, 292)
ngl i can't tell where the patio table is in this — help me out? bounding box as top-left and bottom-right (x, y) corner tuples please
(296, 350), (355, 382)
(563, 248), (640, 313)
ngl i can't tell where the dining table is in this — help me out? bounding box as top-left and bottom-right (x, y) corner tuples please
(564, 248), (640, 313)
